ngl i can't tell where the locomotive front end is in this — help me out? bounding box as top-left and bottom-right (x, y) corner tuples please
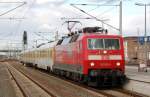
(83, 35), (126, 87)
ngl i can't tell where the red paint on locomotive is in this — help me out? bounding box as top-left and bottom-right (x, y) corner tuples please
(54, 33), (125, 76)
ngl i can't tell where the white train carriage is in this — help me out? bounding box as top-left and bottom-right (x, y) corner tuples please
(19, 41), (57, 71)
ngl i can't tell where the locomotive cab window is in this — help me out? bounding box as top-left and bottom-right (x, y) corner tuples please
(104, 39), (120, 50)
(88, 39), (104, 49)
(88, 38), (120, 50)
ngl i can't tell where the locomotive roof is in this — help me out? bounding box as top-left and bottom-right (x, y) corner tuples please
(61, 33), (122, 40)
(82, 33), (122, 38)
(55, 32), (122, 46)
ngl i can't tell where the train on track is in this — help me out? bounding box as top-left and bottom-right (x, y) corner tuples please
(19, 27), (126, 87)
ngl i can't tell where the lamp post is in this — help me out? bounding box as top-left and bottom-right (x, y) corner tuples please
(119, 0), (122, 35)
(135, 3), (150, 37)
(135, 2), (150, 72)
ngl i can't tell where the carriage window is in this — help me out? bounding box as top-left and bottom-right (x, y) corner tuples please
(88, 39), (104, 49)
(104, 39), (120, 50)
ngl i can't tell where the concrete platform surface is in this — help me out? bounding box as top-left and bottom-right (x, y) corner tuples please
(126, 66), (150, 83)
(0, 63), (17, 97)
(124, 66), (150, 96)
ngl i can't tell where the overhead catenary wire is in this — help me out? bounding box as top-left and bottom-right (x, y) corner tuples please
(9, 3), (28, 45)
(0, 2), (26, 3)
(0, 2), (27, 47)
(0, 2), (26, 17)
(61, 17), (109, 23)
(96, 6), (117, 18)
(71, 3), (119, 6)
(12, 0), (37, 44)
(4, 0), (37, 50)
(61, 2), (112, 35)
(0, 17), (25, 20)
(70, 0), (119, 20)
(70, 4), (119, 31)
(15, 0), (36, 33)
(86, 6), (100, 13)
(61, 17), (97, 20)
(0, 2), (27, 46)
(73, 2), (117, 18)
(33, 32), (50, 41)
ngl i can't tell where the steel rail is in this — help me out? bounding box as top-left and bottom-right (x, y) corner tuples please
(8, 64), (56, 97)
(7, 68), (27, 97)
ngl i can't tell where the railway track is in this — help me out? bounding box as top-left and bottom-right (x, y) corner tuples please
(51, 72), (145, 97)
(7, 68), (28, 97)
(46, 71), (136, 97)
(8, 62), (105, 97)
(7, 63), (56, 97)
(32, 66), (145, 97)
(34, 68), (149, 97)
(7, 61), (148, 97)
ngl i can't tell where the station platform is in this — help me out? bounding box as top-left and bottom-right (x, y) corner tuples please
(125, 65), (150, 96)
(0, 63), (18, 97)
(125, 65), (150, 83)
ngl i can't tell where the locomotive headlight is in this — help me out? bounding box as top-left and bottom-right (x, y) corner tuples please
(116, 62), (120, 66)
(90, 62), (95, 67)
(103, 50), (107, 54)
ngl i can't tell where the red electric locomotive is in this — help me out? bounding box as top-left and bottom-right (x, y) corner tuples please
(53, 27), (126, 87)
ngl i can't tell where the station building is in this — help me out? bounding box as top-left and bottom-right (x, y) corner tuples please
(124, 36), (150, 66)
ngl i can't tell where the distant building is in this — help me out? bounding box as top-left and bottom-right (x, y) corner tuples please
(124, 36), (150, 66)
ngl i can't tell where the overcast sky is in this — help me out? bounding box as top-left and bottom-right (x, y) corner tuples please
(0, 0), (149, 49)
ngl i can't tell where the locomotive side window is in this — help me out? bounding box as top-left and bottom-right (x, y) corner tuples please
(104, 39), (120, 50)
(88, 39), (104, 49)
